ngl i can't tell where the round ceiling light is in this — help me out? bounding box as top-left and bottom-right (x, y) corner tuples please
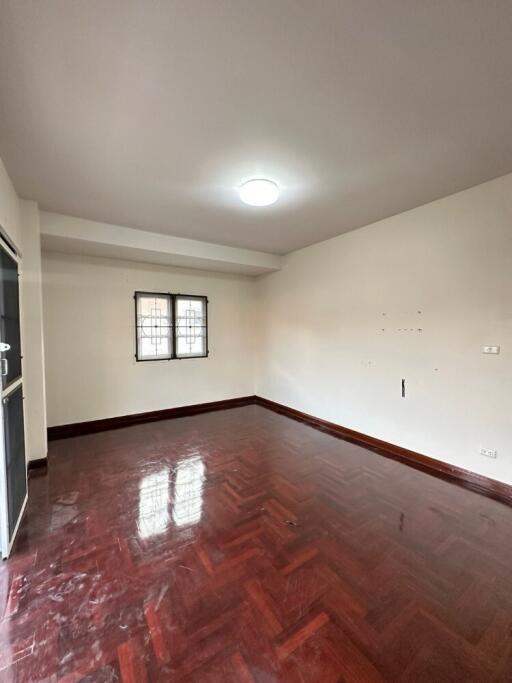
(239, 179), (279, 206)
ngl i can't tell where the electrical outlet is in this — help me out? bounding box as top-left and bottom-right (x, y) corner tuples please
(480, 448), (497, 459)
(482, 345), (500, 354)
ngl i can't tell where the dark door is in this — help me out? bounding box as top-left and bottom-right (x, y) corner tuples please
(0, 247), (22, 389)
(3, 385), (26, 538)
(0, 242), (26, 557)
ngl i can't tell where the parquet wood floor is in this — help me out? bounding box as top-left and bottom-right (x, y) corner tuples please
(1, 405), (511, 681)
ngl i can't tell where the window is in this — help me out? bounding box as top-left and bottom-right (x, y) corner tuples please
(175, 295), (207, 358)
(135, 292), (208, 361)
(135, 292), (173, 360)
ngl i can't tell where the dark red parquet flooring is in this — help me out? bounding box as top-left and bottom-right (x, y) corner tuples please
(1, 405), (512, 682)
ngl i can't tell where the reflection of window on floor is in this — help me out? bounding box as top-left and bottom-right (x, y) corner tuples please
(172, 457), (205, 527)
(138, 468), (170, 539)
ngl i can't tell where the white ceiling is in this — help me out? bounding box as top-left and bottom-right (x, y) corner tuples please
(1, 1), (511, 255)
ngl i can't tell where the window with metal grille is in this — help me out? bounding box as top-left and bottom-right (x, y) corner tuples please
(135, 292), (208, 361)
(175, 295), (207, 359)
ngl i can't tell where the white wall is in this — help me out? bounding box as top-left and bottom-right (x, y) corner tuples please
(0, 156), (47, 463)
(20, 201), (47, 462)
(40, 173), (512, 486)
(0, 156), (21, 251)
(256, 173), (512, 485)
(42, 252), (256, 427)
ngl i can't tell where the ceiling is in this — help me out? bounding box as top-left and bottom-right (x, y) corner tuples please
(1, 1), (511, 255)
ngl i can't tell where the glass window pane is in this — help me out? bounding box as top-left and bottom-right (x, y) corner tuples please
(136, 293), (172, 360)
(175, 296), (207, 358)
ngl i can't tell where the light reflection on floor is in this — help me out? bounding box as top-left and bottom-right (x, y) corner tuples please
(137, 468), (170, 539)
(172, 456), (205, 527)
(137, 457), (206, 538)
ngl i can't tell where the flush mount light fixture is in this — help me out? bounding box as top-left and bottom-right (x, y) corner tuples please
(239, 179), (279, 206)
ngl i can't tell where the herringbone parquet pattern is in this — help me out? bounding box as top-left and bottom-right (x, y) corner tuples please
(1, 405), (511, 681)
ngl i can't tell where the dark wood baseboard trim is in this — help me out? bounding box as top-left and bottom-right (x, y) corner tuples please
(46, 394), (511, 506)
(254, 396), (512, 507)
(47, 395), (257, 441)
(27, 457), (48, 478)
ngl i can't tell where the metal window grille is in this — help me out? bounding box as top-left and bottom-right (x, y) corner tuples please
(135, 292), (208, 361)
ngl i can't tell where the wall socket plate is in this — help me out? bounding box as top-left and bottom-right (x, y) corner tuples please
(482, 345), (500, 354)
(480, 447), (497, 459)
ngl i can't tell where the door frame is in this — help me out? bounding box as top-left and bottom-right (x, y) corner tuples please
(0, 237), (26, 559)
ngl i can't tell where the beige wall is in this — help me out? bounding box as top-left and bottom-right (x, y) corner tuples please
(41, 173), (512, 486)
(0, 156), (21, 251)
(42, 252), (256, 427)
(256, 173), (512, 485)
(0, 155), (47, 463)
(20, 200), (47, 462)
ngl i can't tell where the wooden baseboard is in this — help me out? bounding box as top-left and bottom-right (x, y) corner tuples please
(254, 396), (512, 507)
(46, 393), (511, 506)
(47, 395), (257, 441)
(27, 457), (48, 478)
